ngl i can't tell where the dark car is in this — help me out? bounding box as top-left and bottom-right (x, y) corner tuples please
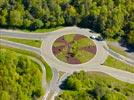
(96, 36), (103, 41)
(89, 30), (95, 33)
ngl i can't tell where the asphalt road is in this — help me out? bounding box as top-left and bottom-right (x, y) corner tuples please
(103, 45), (134, 66)
(1, 26), (134, 100)
(0, 39), (41, 55)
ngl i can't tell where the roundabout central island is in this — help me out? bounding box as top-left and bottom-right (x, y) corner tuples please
(52, 34), (97, 64)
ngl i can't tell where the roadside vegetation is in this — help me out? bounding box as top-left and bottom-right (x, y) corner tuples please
(1, 36), (42, 48)
(104, 56), (134, 73)
(0, 0), (133, 46)
(0, 45), (53, 82)
(0, 49), (44, 100)
(33, 26), (63, 33)
(15, 26), (63, 33)
(56, 71), (134, 100)
(107, 41), (128, 57)
(58, 71), (65, 81)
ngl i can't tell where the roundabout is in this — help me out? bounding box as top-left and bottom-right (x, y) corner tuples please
(52, 34), (96, 64)
(1, 26), (134, 100)
(41, 27), (108, 72)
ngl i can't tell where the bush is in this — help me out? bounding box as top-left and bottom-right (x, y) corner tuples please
(66, 77), (82, 91)
(30, 19), (44, 30)
(0, 49), (44, 100)
(102, 91), (127, 100)
(56, 71), (134, 100)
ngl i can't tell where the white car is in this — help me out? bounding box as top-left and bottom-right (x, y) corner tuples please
(90, 35), (103, 41)
(90, 35), (97, 39)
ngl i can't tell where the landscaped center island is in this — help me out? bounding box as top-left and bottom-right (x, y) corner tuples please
(52, 34), (96, 64)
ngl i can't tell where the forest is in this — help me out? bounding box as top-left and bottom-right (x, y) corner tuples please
(56, 71), (134, 100)
(0, 49), (44, 100)
(0, 0), (134, 46)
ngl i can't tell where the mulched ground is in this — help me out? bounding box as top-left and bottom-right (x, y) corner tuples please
(52, 34), (96, 64)
(67, 57), (80, 64)
(56, 36), (68, 44)
(81, 46), (97, 54)
(74, 34), (87, 41)
(52, 46), (65, 55)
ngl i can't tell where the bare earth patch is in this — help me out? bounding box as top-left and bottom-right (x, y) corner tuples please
(74, 34), (87, 40)
(81, 46), (96, 54)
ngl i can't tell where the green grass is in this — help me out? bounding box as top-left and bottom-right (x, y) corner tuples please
(56, 47), (68, 62)
(64, 34), (75, 42)
(76, 38), (95, 48)
(33, 26), (63, 33)
(1, 36), (42, 48)
(104, 56), (134, 73)
(75, 50), (94, 63)
(58, 71), (65, 80)
(106, 38), (119, 42)
(0, 45), (53, 82)
(53, 42), (65, 47)
(16, 26), (63, 33)
(56, 52), (67, 63)
(107, 41), (128, 57)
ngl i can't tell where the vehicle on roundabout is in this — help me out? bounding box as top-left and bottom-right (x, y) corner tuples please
(90, 35), (97, 39)
(96, 36), (103, 41)
(90, 35), (103, 41)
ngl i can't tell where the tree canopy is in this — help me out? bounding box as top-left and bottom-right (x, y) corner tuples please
(0, 49), (44, 100)
(55, 71), (134, 100)
(0, 0), (133, 45)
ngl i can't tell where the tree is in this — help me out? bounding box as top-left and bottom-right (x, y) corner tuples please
(93, 86), (109, 99)
(0, 49), (44, 100)
(64, 6), (77, 25)
(66, 77), (82, 90)
(0, 0), (6, 7)
(104, 6), (125, 38)
(0, 0), (133, 46)
(128, 30), (134, 46)
(102, 91), (127, 100)
(23, 19), (32, 28)
(56, 71), (134, 100)
(0, 9), (8, 25)
(30, 19), (44, 30)
(0, 91), (10, 100)
(9, 10), (23, 27)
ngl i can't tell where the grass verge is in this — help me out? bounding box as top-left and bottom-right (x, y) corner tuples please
(107, 41), (128, 57)
(1, 36), (42, 48)
(104, 56), (134, 73)
(0, 44), (52, 82)
(14, 26), (64, 33)
(33, 26), (63, 33)
(58, 71), (65, 80)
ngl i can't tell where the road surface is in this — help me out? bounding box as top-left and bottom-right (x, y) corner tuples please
(1, 26), (134, 100)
